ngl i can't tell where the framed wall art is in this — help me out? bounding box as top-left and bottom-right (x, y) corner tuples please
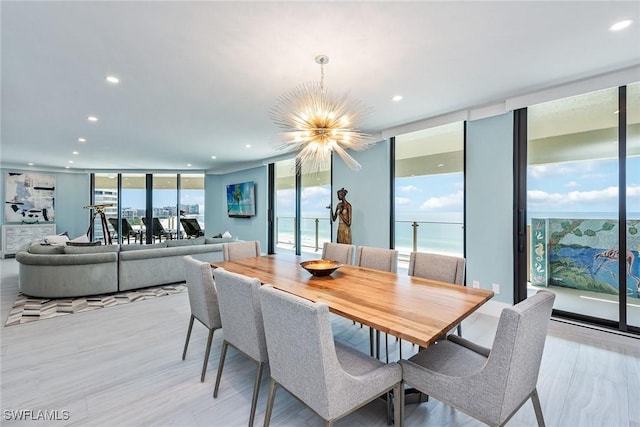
(4, 172), (56, 223)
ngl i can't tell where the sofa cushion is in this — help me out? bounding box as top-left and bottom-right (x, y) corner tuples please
(29, 244), (65, 255)
(205, 237), (237, 244)
(64, 245), (120, 254)
(120, 242), (167, 251)
(166, 239), (196, 247)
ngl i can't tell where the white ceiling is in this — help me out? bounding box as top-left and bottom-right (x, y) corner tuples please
(2, 1), (639, 173)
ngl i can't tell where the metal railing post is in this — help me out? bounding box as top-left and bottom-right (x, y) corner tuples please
(411, 221), (419, 252)
(315, 218), (319, 252)
(293, 217), (297, 250)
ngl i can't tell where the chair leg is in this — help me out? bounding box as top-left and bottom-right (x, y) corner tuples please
(248, 361), (265, 427)
(213, 341), (229, 398)
(457, 323), (462, 337)
(263, 379), (278, 427)
(201, 327), (215, 382)
(394, 383), (403, 427)
(182, 315), (195, 360)
(531, 388), (546, 427)
(369, 327), (375, 357)
(385, 333), (389, 364)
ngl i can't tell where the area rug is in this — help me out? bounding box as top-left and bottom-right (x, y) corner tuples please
(4, 283), (186, 327)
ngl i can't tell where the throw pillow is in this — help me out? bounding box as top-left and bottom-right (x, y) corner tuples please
(222, 231), (232, 238)
(45, 234), (70, 246)
(70, 234), (90, 243)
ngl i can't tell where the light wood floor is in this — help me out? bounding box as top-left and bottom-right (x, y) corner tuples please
(1, 258), (639, 427)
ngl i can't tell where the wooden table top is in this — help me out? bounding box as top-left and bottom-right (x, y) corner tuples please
(212, 254), (494, 348)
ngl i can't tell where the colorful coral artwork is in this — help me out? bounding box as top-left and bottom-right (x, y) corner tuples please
(532, 218), (640, 299)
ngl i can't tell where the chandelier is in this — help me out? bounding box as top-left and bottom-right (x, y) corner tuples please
(270, 55), (373, 171)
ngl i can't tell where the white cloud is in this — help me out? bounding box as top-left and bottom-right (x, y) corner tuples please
(528, 186), (620, 205)
(302, 186), (330, 198)
(565, 181), (579, 188)
(399, 185), (419, 193)
(420, 190), (463, 209)
(395, 197), (411, 206)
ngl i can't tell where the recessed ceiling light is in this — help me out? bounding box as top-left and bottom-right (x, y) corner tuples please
(392, 95), (403, 102)
(437, 163), (444, 167)
(614, 110), (620, 114)
(211, 155), (217, 159)
(28, 162), (34, 166)
(87, 116), (98, 122)
(105, 75), (120, 84)
(65, 166), (70, 169)
(245, 144), (251, 148)
(187, 163), (192, 167)
(78, 137), (86, 142)
(68, 160), (74, 164)
(610, 20), (632, 31)
(72, 151), (79, 155)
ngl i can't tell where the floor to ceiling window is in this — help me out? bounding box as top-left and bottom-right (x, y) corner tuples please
(92, 172), (205, 245)
(179, 174), (205, 237)
(527, 85), (639, 331)
(275, 159), (297, 251)
(394, 122), (465, 265)
(626, 82), (640, 329)
(92, 173), (118, 243)
(274, 158), (332, 255)
(300, 161), (331, 254)
(152, 174), (178, 241)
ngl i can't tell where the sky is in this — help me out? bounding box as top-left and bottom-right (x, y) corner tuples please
(115, 156), (640, 223)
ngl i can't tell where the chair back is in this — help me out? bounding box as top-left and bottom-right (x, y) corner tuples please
(183, 255), (222, 330)
(223, 240), (261, 261)
(151, 217), (166, 236)
(120, 218), (135, 235)
(108, 218), (120, 233)
(486, 290), (555, 422)
(354, 246), (398, 273)
(321, 242), (355, 265)
(180, 218), (203, 238)
(408, 252), (465, 284)
(213, 268), (268, 362)
(259, 285), (342, 417)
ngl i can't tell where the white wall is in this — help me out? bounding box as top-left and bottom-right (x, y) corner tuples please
(465, 112), (515, 304)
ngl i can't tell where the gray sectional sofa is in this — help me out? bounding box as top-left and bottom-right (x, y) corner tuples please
(15, 237), (234, 298)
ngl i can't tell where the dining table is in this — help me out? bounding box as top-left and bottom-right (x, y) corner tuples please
(212, 253), (494, 350)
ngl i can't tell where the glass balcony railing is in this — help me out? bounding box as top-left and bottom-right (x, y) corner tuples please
(275, 216), (464, 260)
(395, 220), (464, 263)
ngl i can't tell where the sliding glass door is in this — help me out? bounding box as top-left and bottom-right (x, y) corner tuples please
(526, 84), (639, 332)
(626, 82), (640, 329)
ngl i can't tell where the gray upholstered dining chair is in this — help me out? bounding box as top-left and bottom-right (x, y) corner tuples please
(354, 246), (399, 360)
(182, 255), (222, 382)
(212, 268), (268, 427)
(408, 251), (466, 336)
(354, 246), (398, 273)
(321, 242), (355, 265)
(399, 290), (556, 427)
(259, 285), (403, 427)
(223, 240), (261, 261)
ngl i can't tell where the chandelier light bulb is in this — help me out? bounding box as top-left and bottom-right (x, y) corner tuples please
(270, 54), (373, 171)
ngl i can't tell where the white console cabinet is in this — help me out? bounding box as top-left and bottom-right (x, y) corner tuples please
(1, 224), (56, 258)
